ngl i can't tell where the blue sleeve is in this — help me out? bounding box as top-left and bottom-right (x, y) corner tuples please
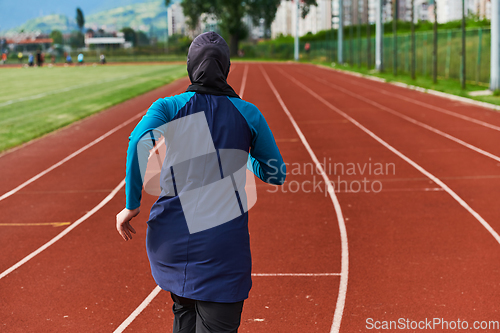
(228, 97), (286, 185)
(125, 92), (194, 209)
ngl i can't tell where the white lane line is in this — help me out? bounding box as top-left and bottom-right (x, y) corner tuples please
(0, 222), (71, 227)
(260, 65), (349, 333)
(114, 273), (341, 332)
(386, 92), (500, 132)
(278, 68), (500, 247)
(113, 285), (163, 333)
(0, 112), (143, 202)
(0, 179), (125, 280)
(239, 64), (249, 98)
(0, 137), (166, 279)
(252, 273), (340, 277)
(317, 68), (500, 132)
(373, 187), (443, 192)
(302, 72), (500, 164)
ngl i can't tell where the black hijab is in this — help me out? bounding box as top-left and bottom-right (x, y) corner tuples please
(185, 32), (239, 98)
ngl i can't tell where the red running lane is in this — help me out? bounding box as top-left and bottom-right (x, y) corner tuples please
(263, 63), (500, 331)
(283, 64), (500, 230)
(0, 66), (243, 332)
(1, 62), (500, 333)
(0, 77), (191, 274)
(114, 63), (343, 333)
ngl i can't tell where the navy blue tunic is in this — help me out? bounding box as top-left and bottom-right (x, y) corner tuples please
(125, 92), (286, 302)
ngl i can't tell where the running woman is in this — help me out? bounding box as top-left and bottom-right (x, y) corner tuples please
(116, 32), (286, 333)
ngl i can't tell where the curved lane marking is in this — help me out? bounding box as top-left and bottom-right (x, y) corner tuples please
(300, 71), (500, 164)
(260, 65), (349, 333)
(277, 67), (500, 248)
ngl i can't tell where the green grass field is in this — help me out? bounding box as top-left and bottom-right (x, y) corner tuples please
(0, 64), (187, 152)
(308, 60), (500, 108)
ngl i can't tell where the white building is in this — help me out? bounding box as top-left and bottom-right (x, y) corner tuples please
(426, 0), (490, 23)
(471, 0), (491, 19)
(415, 1), (430, 21)
(271, 0), (333, 38)
(270, 1), (293, 38)
(85, 33), (127, 48)
(436, 0), (463, 22)
(168, 3), (187, 36)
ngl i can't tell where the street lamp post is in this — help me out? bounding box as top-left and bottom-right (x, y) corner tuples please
(375, 0), (383, 71)
(491, 0), (500, 90)
(295, 0), (300, 61)
(338, 0), (344, 64)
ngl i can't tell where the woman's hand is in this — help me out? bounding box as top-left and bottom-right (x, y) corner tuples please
(116, 207), (140, 241)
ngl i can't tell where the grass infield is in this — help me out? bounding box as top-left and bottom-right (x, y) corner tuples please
(0, 64), (187, 152)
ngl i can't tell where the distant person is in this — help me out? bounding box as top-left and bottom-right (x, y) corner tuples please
(28, 53), (34, 67)
(100, 53), (106, 64)
(77, 53), (84, 65)
(18, 52), (23, 63)
(116, 32), (286, 333)
(66, 54), (72, 64)
(304, 42), (311, 59)
(0, 52), (6, 65)
(36, 50), (43, 67)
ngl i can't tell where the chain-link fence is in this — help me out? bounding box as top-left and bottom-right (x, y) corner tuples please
(241, 27), (491, 85)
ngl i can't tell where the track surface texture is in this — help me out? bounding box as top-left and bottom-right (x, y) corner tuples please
(1, 63), (500, 332)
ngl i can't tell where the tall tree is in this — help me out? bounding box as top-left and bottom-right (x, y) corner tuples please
(181, 0), (317, 56)
(76, 7), (85, 33)
(70, 31), (85, 49)
(50, 30), (63, 45)
(137, 31), (150, 46)
(247, 0), (281, 39)
(121, 27), (137, 47)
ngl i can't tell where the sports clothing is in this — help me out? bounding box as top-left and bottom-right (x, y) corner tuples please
(170, 292), (244, 333)
(125, 32), (286, 303)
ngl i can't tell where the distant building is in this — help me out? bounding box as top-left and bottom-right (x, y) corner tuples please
(435, 0), (463, 22)
(426, 0), (490, 23)
(271, 1), (293, 38)
(4, 33), (53, 52)
(350, 0), (377, 25)
(415, 1), (430, 21)
(271, 0), (333, 38)
(242, 16), (266, 40)
(472, 0), (491, 20)
(398, 0), (490, 23)
(168, 3), (187, 36)
(84, 31), (127, 48)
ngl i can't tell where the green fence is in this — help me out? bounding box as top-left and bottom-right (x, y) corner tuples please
(242, 27), (491, 85)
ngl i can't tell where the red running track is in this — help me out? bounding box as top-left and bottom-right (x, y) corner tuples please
(1, 63), (500, 332)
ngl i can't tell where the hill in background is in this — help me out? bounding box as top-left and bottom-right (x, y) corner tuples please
(1, 0), (176, 36)
(9, 14), (79, 34)
(86, 0), (168, 35)
(0, 0), (158, 31)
